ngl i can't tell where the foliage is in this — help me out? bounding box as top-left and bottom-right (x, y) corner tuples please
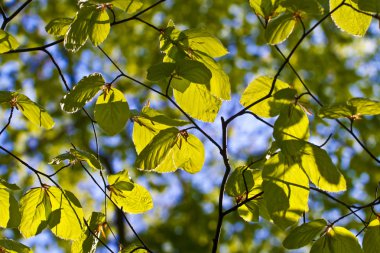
(1, 0), (380, 252)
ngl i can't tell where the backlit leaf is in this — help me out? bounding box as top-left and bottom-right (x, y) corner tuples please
(0, 189), (20, 228)
(265, 13), (296, 45)
(61, 73), (105, 113)
(0, 178), (20, 190)
(0, 91), (13, 104)
(281, 0), (323, 15)
(95, 88), (130, 135)
(147, 62), (175, 81)
(283, 219), (327, 249)
(111, 183), (153, 214)
(19, 187), (51, 238)
(319, 98), (380, 119)
(88, 8), (110, 46)
(45, 18), (73, 37)
(108, 169), (134, 192)
(330, 0), (372, 36)
(48, 187), (84, 240)
(311, 226), (363, 253)
(225, 166), (256, 197)
(0, 30), (20, 53)
(249, 0), (285, 20)
(0, 239), (32, 253)
(363, 218), (380, 253)
(240, 76), (292, 118)
(50, 148), (102, 170)
(263, 154), (309, 229)
(173, 83), (222, 122)
(358, 0), (380, 13)
(175, 59), (212, 85)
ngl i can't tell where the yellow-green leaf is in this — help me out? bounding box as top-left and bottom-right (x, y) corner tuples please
(108, 169), (134, 192)
(0, 189), (20, 228)
(50, 148), (102, 170)
(311, 226), (363, 253)
(111, 183), (153, 214)
(95, 88), (130, 135)
(71, 212), (106, 253)
(263, 154), (309, 229)
(19, 187), (51, 238)
(249, 0), (286, 20)
(0, 30), (20, 53)
(89, 8), (110, 46)
(225, 166), (256, 197)
(363, 218), (380, 253)
(283, 219), (327, 249)
(15, 93), (55, 129)
(281, 0), (324, 15)
(45, 18), (73, 37)
(358, 0), (380, 13)
(174, 83), (222, 122)
(0, 239), (32, 253)
(240, 76), (291, 118)
(61, 73), (105, 113)
(48, 187), (84, 240)
(330, 0), (372, 36)
(265, 13), (296, 45)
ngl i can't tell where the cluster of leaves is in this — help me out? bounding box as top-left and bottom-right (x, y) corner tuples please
(1, 0), (380, 252)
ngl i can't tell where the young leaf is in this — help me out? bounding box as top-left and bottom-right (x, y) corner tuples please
(240, 76), (291, 118)
(249, 0), (285, 20)
(265, 13), (296, 45)
(120, 244), (148, 253)
(50, 148), (102, 170)
(283, 219), (327, 249)
(110, 183), (153, 214)
(132, 106), (189, 154)
(45, 18), (73, 37)
(319, 98), (380, 119)
(330, 0), (372, 36)
(135, 128), (205, 174)
(0, 178), (20, 190)
(19, 187), (51, 238)
(238, 201), (260, 223)
(48, 187), (84, 240)
(0, 189), (20, 228)
(0, 91), (14, 104)
(71, 212), (106, 253)
(175, 59), (212, 85)
(94, 88), (130, 135)
(225, 166), (256, 197)
(173, 83), (222, 122)
(273, 104), (310, 143)
(318, 104), (354, 119)
(61, 73), (105, 113)
(0, 30), (20, 53)
(88, 8), (110, 46)
(281, 0), (323, 16)
(0, 239), (32, 253)
(358, 0), (380, 13)
(349, 98), (380, 116)
(109, 0), (143, 13)
(13, 93), (55, 129)
(108, 169), (134, 192)
(363, 218), (380, 253)
(147, 62), (176, 81)
(263, 154), (309, 229)
(182, 28), (229, 58)
(311, 226), (363, 253)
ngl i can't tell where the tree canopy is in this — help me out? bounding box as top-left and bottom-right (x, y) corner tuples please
(1, 0), (380, 252)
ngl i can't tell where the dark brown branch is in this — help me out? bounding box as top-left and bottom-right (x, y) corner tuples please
(1, 0), (32, 29)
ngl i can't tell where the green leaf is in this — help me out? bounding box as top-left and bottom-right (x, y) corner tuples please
(263, 153), (309, 229)
(45, 18), (73, 37)
(61, 73), (105, 113)
(0, 239), (32, 253)
(111, 0), (143, 13)
(120, 244), (148, 253)
(19, 187), (51, 238)
(0, 30), (20, 53)
(182, 28), (229, 58)
(281, 0), (324, 15)
(48, 187), (84, 240)
(88, 8), (110, 46)
(330, 0), (372, 36)
(265, 13), (296, 45)
(176, 59), (212, 85)
(147, 62), (176, 81)
(283, 219), (327, 249)
(136, 128), (205, 174)
(319, 98), (380, 119)
(363, 218), (380, 253)
(0, 178), (20, 190)
(273, 104), (310, 143)
(71, 212), (106, 253)
(225, 166), (256, 197)
(240, 76), (292, 118)
(108, 169), (134, 192)
(14, 93), (55, 129)
(249, 0), (286, 20)
(238, 201), (260, 223)
(173, 83), (222, 122)
(0, 91), (14, 104)
(358, 0), (380, 13)
(299, 142), (346, 192)
(111, 183), (153, 214)
(132, 106), (189, 154)
(311, 226), (363, 253)
(95, 88), (130, 135)
(52, 148), (102, 170)
(0, 189), (20, 228)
